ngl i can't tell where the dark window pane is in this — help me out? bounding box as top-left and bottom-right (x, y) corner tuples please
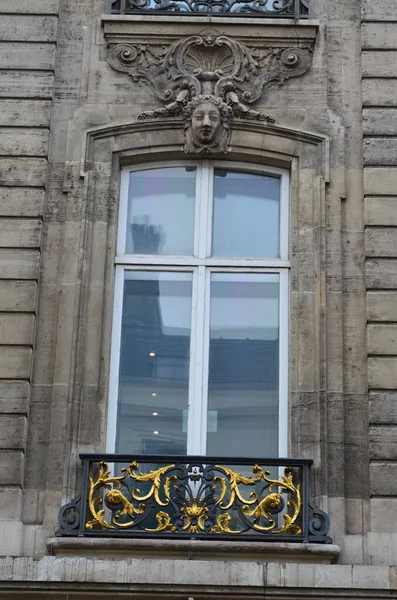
(212, 170), (280, 258)
(206, 273), (280, 457)
(116, 271), (192, 455)
(127, 167), (196, 255)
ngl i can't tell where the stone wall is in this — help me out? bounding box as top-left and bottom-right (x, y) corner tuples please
(362, 0), (397, 564)
(0, 0), (58, 555)
(0, 0), (396, 578)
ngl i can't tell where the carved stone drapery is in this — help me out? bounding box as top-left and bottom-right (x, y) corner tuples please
(107, 30), (313, 154)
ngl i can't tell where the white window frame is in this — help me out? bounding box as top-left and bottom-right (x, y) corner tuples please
(107, 160), (290, 457)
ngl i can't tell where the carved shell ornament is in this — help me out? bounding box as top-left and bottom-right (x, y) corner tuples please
(107, 31), (312, 154)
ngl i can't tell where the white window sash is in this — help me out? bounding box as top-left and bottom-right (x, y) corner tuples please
(107, 161), (290, 456)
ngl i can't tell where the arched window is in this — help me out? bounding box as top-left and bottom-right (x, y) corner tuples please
(107, 160), (289, 458)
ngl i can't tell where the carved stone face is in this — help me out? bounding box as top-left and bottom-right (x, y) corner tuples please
(191, 102), (221, 145)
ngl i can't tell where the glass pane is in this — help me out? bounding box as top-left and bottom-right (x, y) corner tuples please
(126, 167), (196, 255)
(212, 170), (280, 258)
(206, 273), (280, 457)
(116, 271), (192, 455)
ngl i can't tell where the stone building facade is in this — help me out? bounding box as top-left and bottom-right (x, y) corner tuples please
(1, 0), (397, 598)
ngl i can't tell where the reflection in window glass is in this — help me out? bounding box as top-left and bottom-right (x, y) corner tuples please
(116, 271), (192, 455)
(206, 273), (279, 457)
(127, 167), (196, 255)
(212, 170), (280, 258)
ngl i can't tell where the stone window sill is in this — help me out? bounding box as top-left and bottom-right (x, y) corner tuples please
(46, 537), (340, 564)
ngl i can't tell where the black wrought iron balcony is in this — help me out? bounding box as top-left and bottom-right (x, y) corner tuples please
(57, 455), (331, 542)
(110, 0), (309, 17)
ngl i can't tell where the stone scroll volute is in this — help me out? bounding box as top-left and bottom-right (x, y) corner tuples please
(107, 30), (314, 154)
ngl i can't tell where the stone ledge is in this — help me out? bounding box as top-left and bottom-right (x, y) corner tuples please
(0, 556), (396, 596)
(101, 15), (319, 45)
(46, 536), (340, 563)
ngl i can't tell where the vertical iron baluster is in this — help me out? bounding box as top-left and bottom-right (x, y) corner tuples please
(79, 457), (90, 535)
(302, 462), (309, 541)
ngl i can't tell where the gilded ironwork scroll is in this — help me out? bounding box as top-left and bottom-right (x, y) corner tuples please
(56, 455), (332, 542)
(84, 461), (301, 535)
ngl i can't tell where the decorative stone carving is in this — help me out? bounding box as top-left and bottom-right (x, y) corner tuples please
(107, 31), (313, 154)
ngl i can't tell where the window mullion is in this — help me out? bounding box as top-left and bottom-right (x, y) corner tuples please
(197, 159), (211, 260)
(200, 267), (211, 455)
(205, 160), (214, 259)
(187, 265), (207, 455)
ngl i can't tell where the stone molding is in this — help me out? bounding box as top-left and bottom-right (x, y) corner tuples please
(59, 119), (332, 523)
(47, 536), (340, 563)
(101, 15), (319, 45)
(0, 556), (395, 599)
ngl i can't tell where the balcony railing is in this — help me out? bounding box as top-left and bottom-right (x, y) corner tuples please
(110, 0), (309, 17)
(57, 455), (331, 542)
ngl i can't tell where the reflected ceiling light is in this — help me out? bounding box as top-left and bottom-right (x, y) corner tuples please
(153, 430), (159, 435)
(152, 393), (157, 397)
(149, 352), (156, 357)
(152, 412), (158, 416)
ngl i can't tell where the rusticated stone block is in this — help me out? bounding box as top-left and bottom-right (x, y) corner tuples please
(0, 415), (26, 449)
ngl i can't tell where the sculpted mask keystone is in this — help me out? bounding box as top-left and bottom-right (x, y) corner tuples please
(107, 31), (313, 155)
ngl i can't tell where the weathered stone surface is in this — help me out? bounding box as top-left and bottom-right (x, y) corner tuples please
(371, 498), (397, 532)
(364, 168), (397, 195)
(370, 426), (397, 460)
(364, 138), (397, 166)
(0, 250), (39, 279)
(0, 451), (24, 486)
(363, 80), (397, 107)
(362, 51), (397, 78)
(369, 391), (397, 424)
(0, 16), (57, 42)
(0, 131), (49, 162)
(0, 347), (31, 378)
(0, 43), (55, 70)
(0, 71), (53, 99)
(0, 281), (37, 312)
(362, 0), (397, 21)
(0, 219), (41, 248)
(0, 489), (22, 521)
(0, 0), (58, 12)
(0, 415), (26, 449)
(367, 292), (397, 321)
(0, 314), (34, 345)
(370, 463), (397, 496)
(367, 259), (397, 289)
(0, 129), (49, 157)
(0, 188), (44, 217)
(0, 158), (47, 186)
(363, 109), (397, 136)
(362, 23), (397, 49)
(0, 380), (30, 413)
(365, 197), (397, 226)
(368, 357), (397, 388)
(366, 228), (397, 258)
(0, 101), (51, 128)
